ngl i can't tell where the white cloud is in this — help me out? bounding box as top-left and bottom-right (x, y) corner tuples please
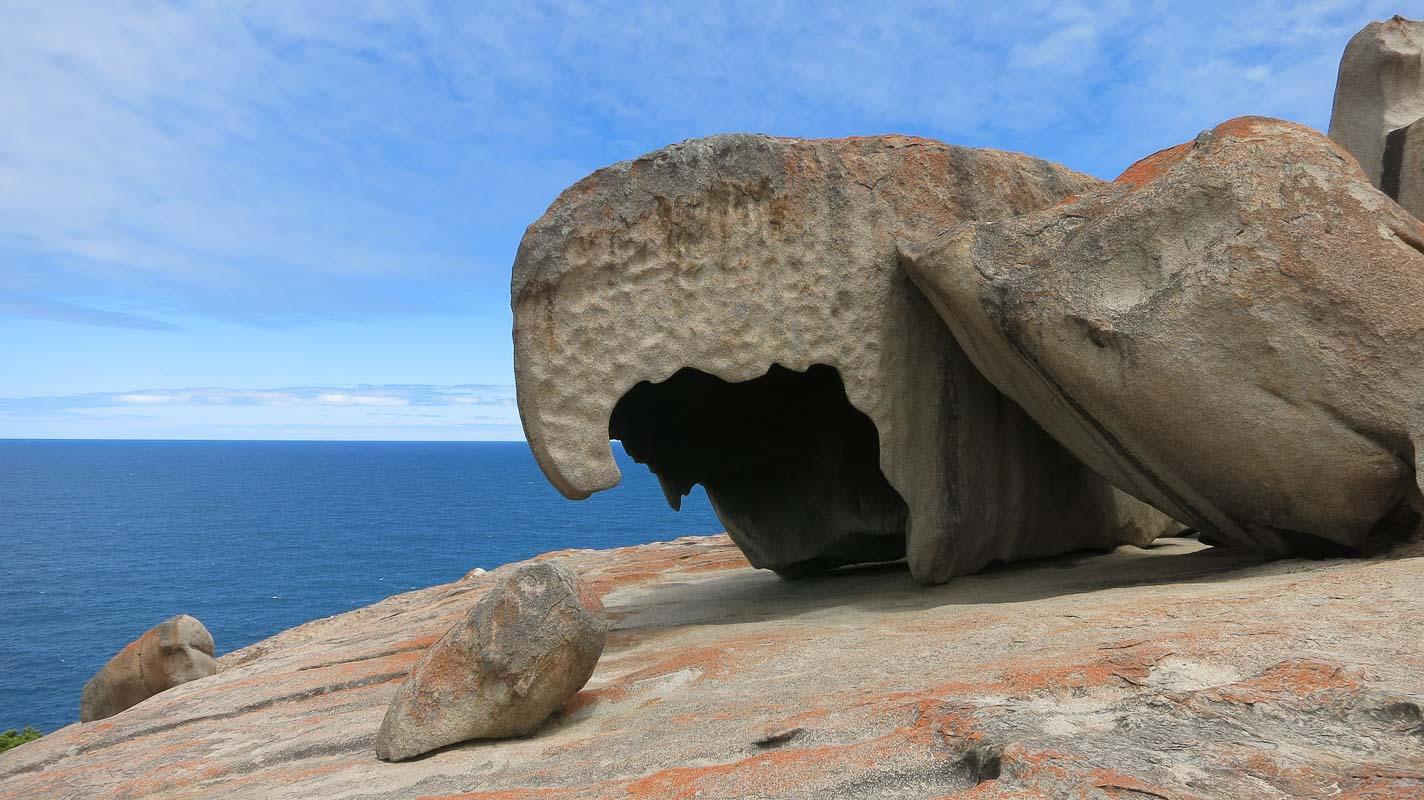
(6, 384), (513, 408)
(314, 393), (409, 407)
(114, 393), (177, 405)
(0, 0), (1405, 332)
(0, 2), (563, 326)
(0, 383), (521, 440)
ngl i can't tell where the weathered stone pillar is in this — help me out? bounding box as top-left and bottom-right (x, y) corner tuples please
(1328, 16), (1424, 191)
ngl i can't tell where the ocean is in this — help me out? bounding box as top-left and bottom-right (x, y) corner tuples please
(0, 439), (723, 734)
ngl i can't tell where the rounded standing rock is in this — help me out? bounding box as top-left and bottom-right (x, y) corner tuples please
(374, 561), (607, 762)
(79, 614), (218, 723)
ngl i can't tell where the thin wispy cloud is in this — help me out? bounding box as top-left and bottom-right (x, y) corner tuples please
(0, 2), (1403, 439)
(1, 384), (515, 411)
(0, 0), (1397, 333)
(0, 384), (520, 440)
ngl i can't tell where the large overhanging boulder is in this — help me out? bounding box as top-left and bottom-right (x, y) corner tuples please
(901, 117), (1424, 557)
(512, 134), (1181, 584)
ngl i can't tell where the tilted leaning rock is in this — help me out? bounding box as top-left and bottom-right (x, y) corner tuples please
(901, 116), (1424, 558)
(79, 614), (217, 722)
(1329, 15), (1424, 191)
(374, 561), (606, 762)
(512, 134), (1183, 584)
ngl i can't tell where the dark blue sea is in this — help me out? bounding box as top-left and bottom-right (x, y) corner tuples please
(0, 440), (722, 734)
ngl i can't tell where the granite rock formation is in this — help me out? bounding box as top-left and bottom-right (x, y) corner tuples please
(512, 133), (1182, 584)
(1390, 116), (1424, 219)
(79, 614), (217, 723)
(9, 535), (1424, 799)
(374, 561), (606, 762)
(902, 116), (1424, 559)
(1329, 15), (1424, 190)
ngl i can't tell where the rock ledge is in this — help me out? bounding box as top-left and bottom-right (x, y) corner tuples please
(2, 536), (1422, 799)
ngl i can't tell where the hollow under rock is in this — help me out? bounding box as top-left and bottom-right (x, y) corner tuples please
(610, 364), (908, 578)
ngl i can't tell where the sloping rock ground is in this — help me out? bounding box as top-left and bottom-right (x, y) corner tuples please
(3, 537), (1423, 799)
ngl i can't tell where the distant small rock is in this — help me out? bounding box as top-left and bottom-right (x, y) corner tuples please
(753, 726), (804, 748)
(374, 561), (606, 762)
(79, 615), (217, 722)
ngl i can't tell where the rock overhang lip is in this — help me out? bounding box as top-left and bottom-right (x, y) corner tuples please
(515, 348), (856, 502)
(506, 131), (1113, 573)
(895, 225), (978, 291)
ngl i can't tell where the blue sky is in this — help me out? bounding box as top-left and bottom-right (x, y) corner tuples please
(0, 0), (1400, 439)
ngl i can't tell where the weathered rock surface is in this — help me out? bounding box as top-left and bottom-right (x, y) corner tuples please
(1107, 490), (1192, 548)
(78, 614), (217, 723)
(512, 133), (1181, 583)
(6, 535), (1424, 799)
(1329, 15), (1424, 188)
(374, 561), (606, 762)
(901, 116), (1424, 558)
(1391, 116), (1424, 219)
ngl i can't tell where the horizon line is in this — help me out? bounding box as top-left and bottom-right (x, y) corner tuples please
(0, 436), (537, 444)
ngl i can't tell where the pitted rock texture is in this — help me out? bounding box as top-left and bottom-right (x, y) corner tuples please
(374, 561), (606, 761)
(78, 614), (217, 723)
(512, 133), (1181, 583)
(6, 535), (1424, 799)
(901, 116), (1424, 558)
(1329, 15), (1424, 188)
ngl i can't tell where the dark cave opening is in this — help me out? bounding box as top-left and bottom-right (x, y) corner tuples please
(608, 364), (909, 578)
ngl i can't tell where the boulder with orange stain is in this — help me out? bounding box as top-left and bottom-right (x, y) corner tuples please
(511, 132), (1180, 585)
(79, 614), (217, 722)
(901, 116), (1424, 559)
(373, 561), (606, 762)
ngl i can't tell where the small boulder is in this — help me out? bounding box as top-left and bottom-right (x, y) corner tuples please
(79, 614), (217, 722)
(374, 561), (606, 762)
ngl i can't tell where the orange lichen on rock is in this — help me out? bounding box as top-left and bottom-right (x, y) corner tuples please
(1116, 117), (1313, 193)
(1208, 114), (1285, 140)
(622, 732), (905, 800)
(1089, 768), (1186, 799)
(558, 685), (631, 718)
(421, 788), (607, 800)
(579, 537), (750, 596)
(1206, 659), (1360, 705)
(613, 631), (798, 686)
(1114, 141), (1192, 190)
(6, 536), (1424, 799)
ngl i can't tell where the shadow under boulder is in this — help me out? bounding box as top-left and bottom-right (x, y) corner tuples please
(612, 364), (907, 578)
